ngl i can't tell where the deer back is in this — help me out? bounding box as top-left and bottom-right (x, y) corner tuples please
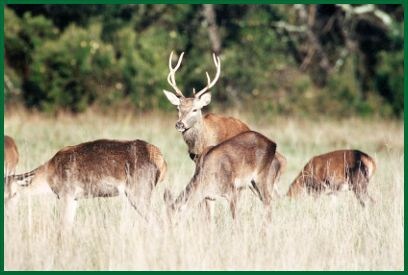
(194, 131), (276, 189)
(203, 113), (250, 144)
(43, 139), (165, 197)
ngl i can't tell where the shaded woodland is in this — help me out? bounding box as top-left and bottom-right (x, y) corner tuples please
(4, 4), (404, 117)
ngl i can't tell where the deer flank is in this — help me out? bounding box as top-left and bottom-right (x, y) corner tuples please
(286, 149), (376, 207)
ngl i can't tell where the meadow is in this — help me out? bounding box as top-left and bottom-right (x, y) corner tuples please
(4, 108), (404, 270)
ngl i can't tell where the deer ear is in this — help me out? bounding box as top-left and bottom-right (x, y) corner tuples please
(163, 90), (181, 106)
(197, 92), (211, 107)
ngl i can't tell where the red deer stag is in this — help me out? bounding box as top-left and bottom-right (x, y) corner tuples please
(163, 51), (286, 192)
(164, 131), (277, 220)
(4, 139), (167, 227)
(286, 149), (376, 207)
(4, 135), (19, 176)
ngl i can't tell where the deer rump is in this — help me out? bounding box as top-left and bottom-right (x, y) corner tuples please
(287, 149), (376, 206)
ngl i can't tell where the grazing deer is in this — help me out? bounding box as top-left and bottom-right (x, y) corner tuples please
(162, 51), (286, 193)
(4, 139), (167, 228)
(164, 131), (277, 220)
(4, 135), (19, 176)
(286, 149), (376, 207)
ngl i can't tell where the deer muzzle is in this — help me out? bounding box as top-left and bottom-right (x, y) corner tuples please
(175, 121), (186, 132)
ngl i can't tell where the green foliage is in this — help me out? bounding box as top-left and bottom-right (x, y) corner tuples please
(117, 26), (171, 110)
(375, 50), (404, 117)
(28, 23), (122, 112)
(4, 5), (404, 117)
(5, 8), (58, 100)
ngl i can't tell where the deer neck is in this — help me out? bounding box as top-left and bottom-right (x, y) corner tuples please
(181, 118), (208, 155)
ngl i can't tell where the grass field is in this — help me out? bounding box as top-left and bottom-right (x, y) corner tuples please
(4, 108), (404, 270)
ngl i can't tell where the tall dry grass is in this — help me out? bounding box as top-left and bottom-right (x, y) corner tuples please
(4, 108), (404, 270)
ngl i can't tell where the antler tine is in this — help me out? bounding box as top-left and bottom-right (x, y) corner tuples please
(168, 51), (174, 69)
(196, 53), (221, 98)
(212, 53), (220, 67)
(205, 72), (211, 86)
(167, 51), (185, 98)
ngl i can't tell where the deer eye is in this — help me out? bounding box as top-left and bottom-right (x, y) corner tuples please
(192, 109), (198, 112)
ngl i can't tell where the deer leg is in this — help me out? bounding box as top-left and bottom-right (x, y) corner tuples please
(58, 196), (78, 245)
(221, 185), (238, 220)
(273, 186), (282, 199)
(354, 191), (366, 207)
(125, 189), (151, 223)
(250, 180), (263, 202)
(125, 169), (155, 222)
(229, 194), (237, 220)
(255, 170), (275, 221)
(59, 195), (78, 234)
(350, 170), (372, 207)
(270, 156), (282, 185)
(62, 196), (77, 229)
(256, 174), (274, 206)
(202, 198), (215, 222)
(351, 179), (368, 207)
(353, 186), (374, 207)
(367, 194), (376, 204)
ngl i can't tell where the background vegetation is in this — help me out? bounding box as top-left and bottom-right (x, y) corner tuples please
(4, 4), (404, 117)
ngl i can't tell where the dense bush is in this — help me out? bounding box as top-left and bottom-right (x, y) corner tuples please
(375, 50), (404, 117)
(27, 24), (121, 112)
(4, 5), (404, 117)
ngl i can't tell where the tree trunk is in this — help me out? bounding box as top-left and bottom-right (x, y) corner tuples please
(203, 4), (221, 54)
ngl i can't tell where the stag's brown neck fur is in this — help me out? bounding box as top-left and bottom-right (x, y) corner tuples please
(182, 113), (250, 157)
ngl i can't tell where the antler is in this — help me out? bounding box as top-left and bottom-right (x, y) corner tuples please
(195, 53), (221, 98)
(167, 51), (185, 98)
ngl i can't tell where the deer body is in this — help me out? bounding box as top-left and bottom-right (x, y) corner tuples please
(5, 139), (167, 226)
(4, 135), (19, 176)
(165, 131), (277, 219)
(287, 149), (376, 206)
(163, 52), (286, 190)
(182, 113), (250, 160)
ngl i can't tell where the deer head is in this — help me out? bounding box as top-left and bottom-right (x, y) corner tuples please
(163, 51), (221, 133)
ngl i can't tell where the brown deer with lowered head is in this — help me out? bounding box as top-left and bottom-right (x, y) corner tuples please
(286, 149), (376, 207)
(5, 139), (167, 227)
(163, 51), (286, 190)
(4, 135), (19, 176)
(164, 131), (277, 220)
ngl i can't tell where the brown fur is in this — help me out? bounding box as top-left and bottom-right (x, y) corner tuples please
(183, 112), (250, 159)
(286, 149), (376, 206)
(5, 139), (167, 224)
(182, 112), (286, 197)
(165, 131), (277, 219)
(4, 135), (19, 176)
